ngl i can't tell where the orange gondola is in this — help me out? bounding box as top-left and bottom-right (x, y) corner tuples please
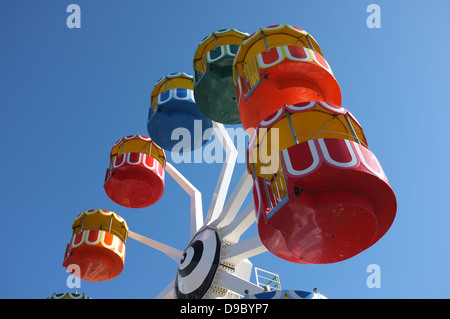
(233, 25), (341, 132)
(62, 209), (128, 282)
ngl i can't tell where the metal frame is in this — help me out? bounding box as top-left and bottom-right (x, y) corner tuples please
(127, 121), (270, 299)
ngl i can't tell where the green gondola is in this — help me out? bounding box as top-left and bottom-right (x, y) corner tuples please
(193, 29), (248, 124)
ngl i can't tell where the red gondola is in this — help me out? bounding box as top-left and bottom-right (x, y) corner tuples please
(104, 135), (165, 208)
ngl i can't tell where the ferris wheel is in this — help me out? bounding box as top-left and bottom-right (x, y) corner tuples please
(59, 25), (396, 300)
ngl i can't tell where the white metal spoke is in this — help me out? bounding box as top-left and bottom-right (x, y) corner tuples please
(165, 162), (204, 237)
(222, 203), (255, 244)
(216, 171), (253, 228)
(128, 231), (183, 263)
(222, 235), (267, 265)
(205, 122), (238, 225)
(214, 271), (263, 296)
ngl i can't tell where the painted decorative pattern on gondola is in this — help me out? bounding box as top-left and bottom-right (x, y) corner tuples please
(281, 138), (387, 182)
(69, 230), (126, 259)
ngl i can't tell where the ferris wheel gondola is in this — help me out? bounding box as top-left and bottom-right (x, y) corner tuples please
(232, 24), (341, 133)
(104, 135), (166, 208)
(147, 72), (213, 152)
(193, 29), (249, 124)
(62, 209), (128, 282)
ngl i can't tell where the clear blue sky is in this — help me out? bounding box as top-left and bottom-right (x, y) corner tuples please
(0, 0), (449, 299)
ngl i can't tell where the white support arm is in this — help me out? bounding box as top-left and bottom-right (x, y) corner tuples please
(222, 203), (256, 244)
(216, 171), (253, 228)
(165, 162), (204, 238)
(222, 235), (268, 265)
(214, 271), (264, 296)
(128, 231), (183, 263)
(205, 122), (238, 225)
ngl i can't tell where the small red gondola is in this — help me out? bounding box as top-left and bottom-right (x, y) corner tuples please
(104, 135), (166, 208)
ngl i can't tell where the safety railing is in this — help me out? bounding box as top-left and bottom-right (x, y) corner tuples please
(194, 55), (208, 84)
(241, 54), (261, 99)
(283, 111), (368, 148)
(259, 153), (287, 209)
(73, 214), (128, 243)
(255, 267), (281, 291)
(293, 130), (368, 149)
(250, 150), (288, 210)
